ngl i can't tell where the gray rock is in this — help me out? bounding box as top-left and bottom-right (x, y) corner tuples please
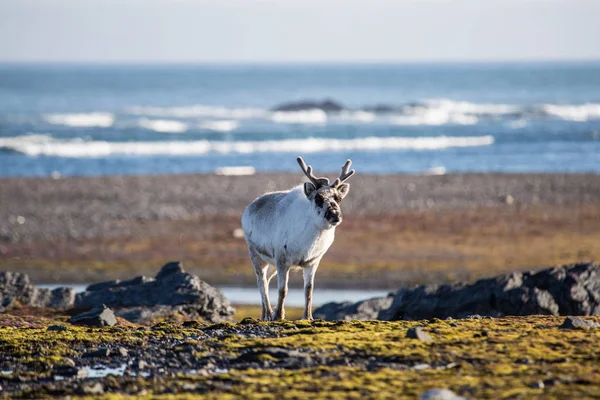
(78, 382), (104, 395)
(52, 365), (88, 378)
(155, 261), (184, 279)
(406, 326), (433, 342)
(379, 262), (600, 321)
(419, 388), (466, 400)
(559, 316), (600, 330)
(83, 347), (111, 358)
(114, 347), (129, 357)
(74, 262), (234, 323)
(47, 325), (68, 332)
(314, 294), (394, 321)
(0, 271), (75, 309)
(69, 305), (117, 327)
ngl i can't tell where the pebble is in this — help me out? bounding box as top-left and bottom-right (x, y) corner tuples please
(232, 228), (245, 239)
(79, 382), (104, 395)
(406, 326), (433, 342)
(420, 388), (466, 400)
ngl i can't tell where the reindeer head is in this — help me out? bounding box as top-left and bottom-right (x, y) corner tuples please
(297, 156), (355, 227)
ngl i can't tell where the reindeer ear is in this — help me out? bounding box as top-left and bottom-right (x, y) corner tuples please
(337, 183), (350, 199)
(304, 182), (317, 197)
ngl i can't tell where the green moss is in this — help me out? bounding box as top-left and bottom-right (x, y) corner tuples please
(2, 314), (600, 399)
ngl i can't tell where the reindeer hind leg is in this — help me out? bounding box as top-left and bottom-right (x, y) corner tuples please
(249, 247), (272, 321)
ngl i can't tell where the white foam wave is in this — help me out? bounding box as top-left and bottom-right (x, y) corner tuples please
(392, 111), (478, 126)
(422, 99), (520, 115)
(127, 105), (267, 119)
(199, 120), (239, 132)
(270, 109), (328, 124)
(0, 134), (494, 158)
(541, 103), (600, 122)
(391, 98), (525, 126)
(138, 118), (188, 133)
(44, 112), (114, 128)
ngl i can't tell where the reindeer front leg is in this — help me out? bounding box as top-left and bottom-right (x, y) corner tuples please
(272, 264), (290, 320)
(302, 260), (320, 320)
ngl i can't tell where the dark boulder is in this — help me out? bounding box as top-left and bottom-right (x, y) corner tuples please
(272, 99), (345, 112)
(74, 262), (234, 323)
(362, 104), (398, 113)
(379, 262), (600, 321)
(314, 294), (394, 321)
(559, 316), (600, 330)
(0, 271), (74, 310)
(69, 305), (117, 327)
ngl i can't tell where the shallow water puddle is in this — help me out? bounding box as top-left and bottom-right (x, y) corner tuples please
(38, 284), (391, 307)
(54, 364), (128, 381)
(85, 364), (127, 378)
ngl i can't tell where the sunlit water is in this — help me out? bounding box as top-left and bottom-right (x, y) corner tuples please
(1, 63), (600, 176)
(37, 284), (391, 307)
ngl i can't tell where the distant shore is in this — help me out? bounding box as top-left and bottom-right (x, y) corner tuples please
(1, 172), (600, 288)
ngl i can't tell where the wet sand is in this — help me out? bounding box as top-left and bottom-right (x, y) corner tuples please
(1, 172), (600, 288)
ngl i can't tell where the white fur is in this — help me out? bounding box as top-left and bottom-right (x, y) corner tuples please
(242, 184), (337, 320)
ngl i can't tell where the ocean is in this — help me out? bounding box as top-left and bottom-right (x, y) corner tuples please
(0, 62), (599, 177)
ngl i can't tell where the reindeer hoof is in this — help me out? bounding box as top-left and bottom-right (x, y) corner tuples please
(271, 311), (285, 321)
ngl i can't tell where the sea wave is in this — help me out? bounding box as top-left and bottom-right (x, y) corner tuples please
(198, 120), (239, 132)
(0, 134), (494, 158)
(138, 118), (188, 133)
(44, 112), (115, 128)
(270, 110), (328, 124)
(540, 103), (600, 122)
(419, 99), (521, 115)
(126, 105), (267, 119)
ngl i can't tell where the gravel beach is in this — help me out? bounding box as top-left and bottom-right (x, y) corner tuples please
(1, 172), (600, 287)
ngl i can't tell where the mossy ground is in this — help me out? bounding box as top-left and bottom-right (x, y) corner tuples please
(1, 313), (599, 399)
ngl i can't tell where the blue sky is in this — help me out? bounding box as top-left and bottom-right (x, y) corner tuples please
(1, 0), (599, 63)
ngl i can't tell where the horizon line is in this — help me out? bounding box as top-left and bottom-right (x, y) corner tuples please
(1, 58), (599, 67)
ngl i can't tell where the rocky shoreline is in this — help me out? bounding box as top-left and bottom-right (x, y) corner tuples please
(4, 261), (600, 326)
(314, 261), (600, 321)
(1, 261), (600, 398)
(1, 262), (234, 324)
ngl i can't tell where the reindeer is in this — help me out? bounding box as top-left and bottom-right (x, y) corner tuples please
(241, 156), (355, 320)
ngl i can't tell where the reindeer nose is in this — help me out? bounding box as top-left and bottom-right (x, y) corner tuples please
(325, 209), (342, 224)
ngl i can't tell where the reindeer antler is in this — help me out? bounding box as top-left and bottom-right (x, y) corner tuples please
(297, 156), (330, 188)
(331, 159), (355, 188)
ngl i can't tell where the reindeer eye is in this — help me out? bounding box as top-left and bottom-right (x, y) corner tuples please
(334, 195), (342, 203)
(315, 194), (325, 208)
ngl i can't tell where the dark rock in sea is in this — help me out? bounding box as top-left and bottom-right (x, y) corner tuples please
(362, 104), (398, 113)
(559, 316), (600, 330)
(74, 262), (234, 323)
(69, 305), (117, 327)
(406, 326), (433, 342)
(272, 99), (345, 112)
(0, 271), (75, 310)
(379, 262), (600, 320)
(313, 294), (394, 321)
